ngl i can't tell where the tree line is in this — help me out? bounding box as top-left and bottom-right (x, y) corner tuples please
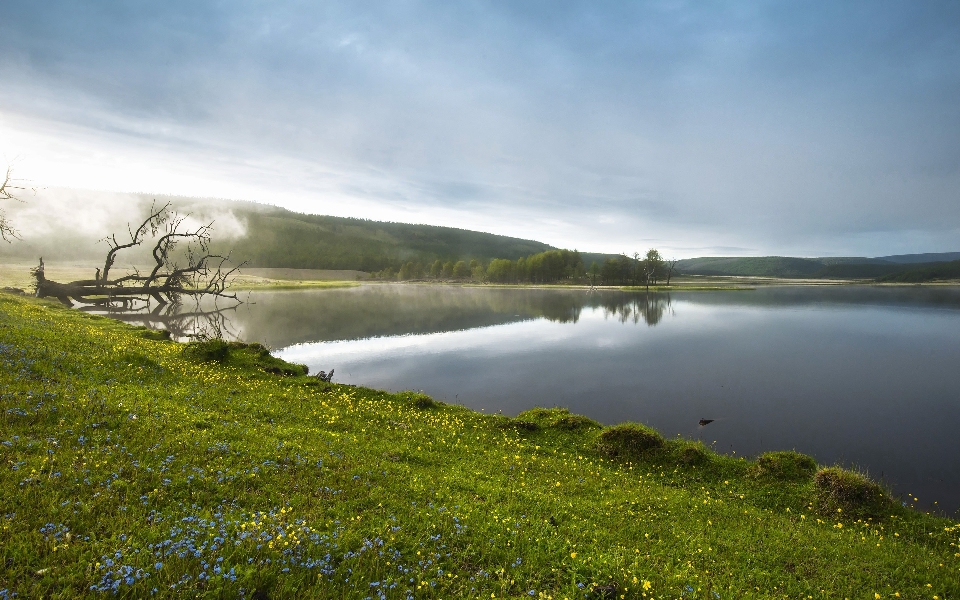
(375, 248), (679, 287)
(593, 249), (679, 288)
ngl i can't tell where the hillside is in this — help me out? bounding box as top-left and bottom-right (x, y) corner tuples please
(2, 292), (958, 598)
(213, 206), (556, 271)
(678, 253), (960, 280)
(0, 190), (555, 271)
(877, 259), (960, 283)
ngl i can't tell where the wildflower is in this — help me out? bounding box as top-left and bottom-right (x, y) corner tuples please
(570, 552), (577, 559)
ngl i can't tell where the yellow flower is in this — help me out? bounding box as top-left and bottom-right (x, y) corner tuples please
(570, 552), (577, 559)
(642, 581), (652, 591)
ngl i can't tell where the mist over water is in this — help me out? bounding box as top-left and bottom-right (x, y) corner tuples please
(118, 283), (960, 514)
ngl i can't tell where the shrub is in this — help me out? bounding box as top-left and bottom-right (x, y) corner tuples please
(753, 451), (818, 481)
(813, 467), (892, 519)
(597, 423), (664, 458)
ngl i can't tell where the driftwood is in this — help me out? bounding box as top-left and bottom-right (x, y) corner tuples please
(33, 202), (243, 309)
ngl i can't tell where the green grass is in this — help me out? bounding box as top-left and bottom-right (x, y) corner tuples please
(0, 292), (958, 599)
(229, 280), (360, 291)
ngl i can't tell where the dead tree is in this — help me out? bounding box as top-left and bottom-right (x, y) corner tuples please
(33, 202), (243, 309)
(663, 259), (679, 286)
(1, 164), (33, 242)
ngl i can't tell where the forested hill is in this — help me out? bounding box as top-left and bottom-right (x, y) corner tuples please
(677, 254), (960, 279)
(210, 205), (555, 271)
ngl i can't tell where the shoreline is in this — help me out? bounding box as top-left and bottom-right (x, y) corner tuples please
(1, 290), (958, 597)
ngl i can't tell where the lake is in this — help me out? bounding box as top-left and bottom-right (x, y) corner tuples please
(218, 284), (960, 514)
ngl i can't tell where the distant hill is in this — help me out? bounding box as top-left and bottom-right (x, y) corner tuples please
(676, 256), (825, 278)
(678, 253), (960, 279)
(876, 260), (960, 282)
(1, 189), (559, 271)
(209, 204), (556, 271)
(875, 252), (960, 264)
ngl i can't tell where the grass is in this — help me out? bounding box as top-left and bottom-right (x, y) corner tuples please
(228, 279), (360, 291)
(1, 291), (958, 599)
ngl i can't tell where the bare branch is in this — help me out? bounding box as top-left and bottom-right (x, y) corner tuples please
(36, 203), (243, 311)
(100, 201), (170, 282)
(0, 164), (32, 242)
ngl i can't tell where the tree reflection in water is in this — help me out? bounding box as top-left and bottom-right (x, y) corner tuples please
(79, 301), (240, 342)
(97, 285), (677, 347)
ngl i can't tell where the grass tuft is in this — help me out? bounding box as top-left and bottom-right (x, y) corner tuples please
(597, 422), (665, 458)
(516, 407), (601, 432)
(753, 451), (818, 481)
(396, 391), (438, 409)
(667, 439), (710, 466)
(813, 466), (893, 519)
(183, 338), (231, 362)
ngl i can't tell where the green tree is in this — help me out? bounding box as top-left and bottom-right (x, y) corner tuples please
(486, 258), (515, 283)
(441, 261), (454, 278)
(643, 248), (664, 289)
(588, 261), (601, 286)
(430, 259), (443, 279)
(471, 264), (486, 282)
(452, 260), (470, 279)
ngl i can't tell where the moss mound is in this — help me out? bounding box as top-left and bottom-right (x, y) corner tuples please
(496, 417), (541, 432)
(597, 423), (664, 458)
(397, 391), (438, 409)
(813, 467), (892, 519)
(753, 451), (818, 481)
(516, 407), (600, 432)
(183, 340), (308, 376)
(668, 440), (709, 466)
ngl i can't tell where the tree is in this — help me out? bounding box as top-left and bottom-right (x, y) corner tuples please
(663, 258), (679, 286)
(441, 261), (454, 278)
(588, 261), (601, 287)
(33, 202), (242, 309)
(470, 263), (486, 282)
(0, 164), (32, 242)
(452, 260), (470, 279)
(643, 248), (664, 289)
(430, 259), (443, 279)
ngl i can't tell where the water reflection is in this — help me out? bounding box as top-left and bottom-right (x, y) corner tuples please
(223, 284), (960, 349)
(221, 285), (679, 347)
(81, 302), (240, 341)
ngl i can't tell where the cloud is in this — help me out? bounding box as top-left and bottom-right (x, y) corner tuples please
(1, 1), (959, 257)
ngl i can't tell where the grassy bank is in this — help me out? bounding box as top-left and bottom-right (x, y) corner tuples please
(1, 292), (957, 599)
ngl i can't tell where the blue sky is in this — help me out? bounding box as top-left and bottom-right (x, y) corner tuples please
(1, 1), (959, 257)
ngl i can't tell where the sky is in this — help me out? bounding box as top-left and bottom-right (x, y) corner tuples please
(1, 1), (959, 258)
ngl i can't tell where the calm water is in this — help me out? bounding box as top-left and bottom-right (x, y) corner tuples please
(226, 284), (960, 513)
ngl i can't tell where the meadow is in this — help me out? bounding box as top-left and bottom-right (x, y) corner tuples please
(0, 291), (958, 599)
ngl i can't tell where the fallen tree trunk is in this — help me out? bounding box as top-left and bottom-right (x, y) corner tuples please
(32, 202), (242, 309)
